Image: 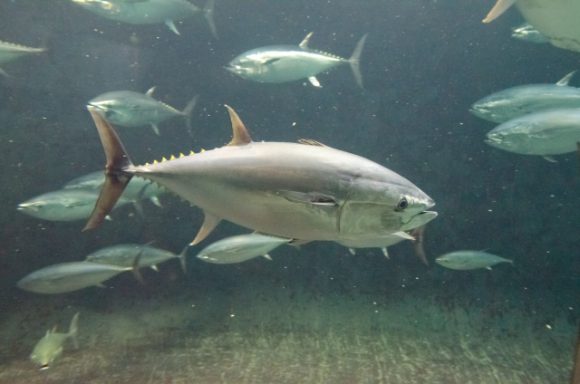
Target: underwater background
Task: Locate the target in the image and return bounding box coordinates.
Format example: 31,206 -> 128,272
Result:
0,0 -> 578,383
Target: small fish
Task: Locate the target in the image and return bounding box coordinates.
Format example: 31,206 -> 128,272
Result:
226,32 -> 367,88
435,250 -> 513,270
86,243 -> 188,272
17,261 -> 134,294
471,71 -> 580,123
0,39 -> 45,76
196,233 -> 291,264
30,313 -> 79,370
88,88 -> 198,135
71,0 -> 217,37
511,22 -> 549,44
485,108 -> 580,159
17,189 -> 130,222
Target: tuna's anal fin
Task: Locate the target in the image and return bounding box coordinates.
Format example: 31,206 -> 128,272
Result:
308,76 -> 322,88
203,0 -> 218,39
84,107 -> 134,231
556,71 -> 576,86
191,211 -> 221,245
224,105 -> 252,146
150,123 -> 160,135
482,0 -> 516,24
299,32 -> 313,49
348,248 -> 356,256
68,312 -> 80,349
543,156 -> 558,163
381,247 -> 389,259
165,20 -> 180,35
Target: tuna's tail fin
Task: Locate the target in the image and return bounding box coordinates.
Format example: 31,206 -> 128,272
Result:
182,95 -> 199,138
68,312 -> 80,349
83,107 -> 134,231
349,34 -> 367,89
204,0 -> 218,39
177,245 -> 190,274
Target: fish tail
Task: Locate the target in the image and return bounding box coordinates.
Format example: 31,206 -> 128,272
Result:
203,0 -> 218,39
178,245 -> 190,274
182,95 -> 199,138
83,107 -> 134,231
131,250 -> 145,285
349,34 -> 367,89
68,312 -> 80,349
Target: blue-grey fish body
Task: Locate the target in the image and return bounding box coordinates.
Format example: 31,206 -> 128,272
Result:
71,0 -> 217,37
0,40 -> 45,76
85,106 -> 435,247
86,243 -> 186,271
30,313 -> 79,370
511,22 -> 549,44
17,262 -> 130,294
88,89 -> 197,134
197,233 -> 290,264
486,108 -> 580,156
436,250 -> 512,270
17,189 -> 130,222
227,33 -> 367,88
471,71 -> 580,123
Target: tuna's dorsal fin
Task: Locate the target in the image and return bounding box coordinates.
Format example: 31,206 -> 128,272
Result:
190,211 -> 221,245
556,71 -> 576,86
224,105 -> 252,146
299,32 -> 313,49
145,86 -> 156,97
482,0 -> 516,24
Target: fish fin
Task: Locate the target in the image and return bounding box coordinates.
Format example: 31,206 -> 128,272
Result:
299,32 -> 313,49
150,196 -> 163,207
84,107 -> 134,231
150,265 -> 159,272
262,254 -> 272,261
191,211 -> 221,245
68,313 -> 80,349
165,20 -> 180,35
308,76 -> 322,88
105,215 -> 113,221
279,190 -> 338,207
224,105 -> 252,146
151,123 -> 160,135
411,226 -> 429,266
348,248 -> 356,256
349,34 -> 367,89
543,156 -> 558,163
145,86 -> 156,97
482,0 -> 516,24
298,138 -> 327,147
182,94 -> 199,137
262,58 -> 281,66
556,71 -> 576,86
486,266 -> 493,271
131,251 -> 145,285
133,200 -> 144,217
381,247 -> 390,259
0,67 -> 9,78
203,0 -> 218,39
392,231 -> 415,241
178,245 -> 190,273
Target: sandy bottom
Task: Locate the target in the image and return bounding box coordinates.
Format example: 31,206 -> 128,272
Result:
0,287 -> 575,384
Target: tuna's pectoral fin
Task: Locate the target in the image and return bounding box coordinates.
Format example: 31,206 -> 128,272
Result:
482,0 -> 516,24
225,105 -> 252,146
279,190 -> 338,207
165,20 -> 180,35
308,76 -> 322,88
190,211 -> 221,245
298,138 -> 327,147
262,58 -> 281,66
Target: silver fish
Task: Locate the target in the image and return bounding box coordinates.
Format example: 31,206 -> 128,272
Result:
84,106 -> 435,249
30,313 -> 79,370
226,32 -> 367,88
471,71 -> 580,123
86,243 -> 188,272
17,189 -> 130,222
196,233 -> 290,264
0,39 -> 45,76
71,0 -> 217,37
17,261 -> 132,294
485,108 -> 580,158
436,250 -> 513,270
88,88 -> 198,135
511,22 -> 549,44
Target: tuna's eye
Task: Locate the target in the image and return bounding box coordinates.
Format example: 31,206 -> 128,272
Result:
395,197 -> 408,211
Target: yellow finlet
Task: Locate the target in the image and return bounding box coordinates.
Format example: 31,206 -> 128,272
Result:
170,154 -> 176,160
224,105 -> 252,146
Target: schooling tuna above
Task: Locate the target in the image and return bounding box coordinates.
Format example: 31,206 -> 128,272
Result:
226,32 -> 368,88
70,0 -> 217,37
84,105 -> 434,247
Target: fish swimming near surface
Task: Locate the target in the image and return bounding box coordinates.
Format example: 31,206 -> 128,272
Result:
71,0 -> 217,37
196,233 -> 291,264
435,250 -> 513,270
0,39 -> 45,76
511,22 -> 549,44
30,312 -> 79,370
17,259 -> 139,294
471,71 -> 580,123
485,107 -> 580,161
17,189 -> 131,222
88,88 -> 198,135
86,243 -> 189,272
83,105 -> 435,249
226,32 -> 367,88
